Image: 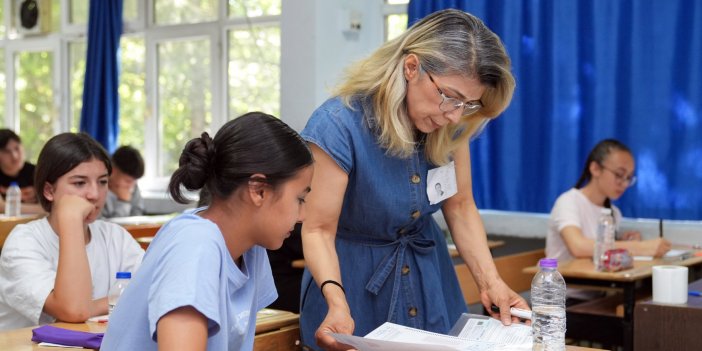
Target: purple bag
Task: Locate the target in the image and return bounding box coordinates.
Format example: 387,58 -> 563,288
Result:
31,325 -> 104,349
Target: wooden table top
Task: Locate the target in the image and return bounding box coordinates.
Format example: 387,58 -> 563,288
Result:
0,309 -> 298,350
523,251 -> 702,282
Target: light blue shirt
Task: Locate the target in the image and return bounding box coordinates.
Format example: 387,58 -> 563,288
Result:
102,209 -> 277,351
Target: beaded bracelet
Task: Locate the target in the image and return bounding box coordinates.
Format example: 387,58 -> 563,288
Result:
320,280 -> 346,298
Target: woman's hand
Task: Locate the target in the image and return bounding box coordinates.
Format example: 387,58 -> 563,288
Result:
480,278 -> 531,326
314,307 -> 356,351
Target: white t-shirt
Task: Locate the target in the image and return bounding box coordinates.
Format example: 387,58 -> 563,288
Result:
0,217 -> 144,331
101,209 -> 277,351
546,188 -> 622,264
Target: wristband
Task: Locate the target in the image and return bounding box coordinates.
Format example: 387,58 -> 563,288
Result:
320,280 -> 345,298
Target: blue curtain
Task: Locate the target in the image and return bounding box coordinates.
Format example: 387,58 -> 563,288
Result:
80,0 -> 123,154
408,0 -> 702,220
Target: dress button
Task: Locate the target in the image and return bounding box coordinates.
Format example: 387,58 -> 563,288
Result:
401,265 -> 410,275
411,210 -> 420,219
410,174 -> 421,184
408,307 -> 417,317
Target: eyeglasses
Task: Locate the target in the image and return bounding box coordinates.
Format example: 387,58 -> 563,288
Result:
599,164 -> 637,187
425,71 -> 482,116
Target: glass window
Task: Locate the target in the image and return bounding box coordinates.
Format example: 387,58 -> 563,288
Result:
69,41 -> 86,132
51,0 -> 60,32
70,0 -> 88,25
158,38 -> 212,176
385,14 -> 407,41
154,0 -> 217,25
386,0 -> 409,4
123,0 -> 139,22
0,50 -> 4,126
0,2 -> 6,38
229,0 -> 281,18
16,51 -> 55,163
118,36 -> 146,150
228,25 -> 280,118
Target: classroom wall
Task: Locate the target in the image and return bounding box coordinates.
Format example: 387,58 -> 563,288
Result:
280,0 -> 386,132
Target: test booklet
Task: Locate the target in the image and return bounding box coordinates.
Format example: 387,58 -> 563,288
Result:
331,313 -> 532,351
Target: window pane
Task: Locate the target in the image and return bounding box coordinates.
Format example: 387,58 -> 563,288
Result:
69,41 -> 86,132
70,0 -> 88,25
123,0 -> 139,22
154,0 -> 217,25
386,14 -> 407,41
0,2 -> 5,38
229,0 -> 281,18
118,36 -> 146,150
0,50 -> 4,126
386,0 -> 409,4
158,38 -> 211,176
228,25 -> 280,118
51,0 -> 60,32
16,51 -> 55,163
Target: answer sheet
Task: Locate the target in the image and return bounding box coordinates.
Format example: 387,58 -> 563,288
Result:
332,318 -> 532,351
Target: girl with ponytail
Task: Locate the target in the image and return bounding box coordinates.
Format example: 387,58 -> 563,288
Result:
103,112 -> 314,350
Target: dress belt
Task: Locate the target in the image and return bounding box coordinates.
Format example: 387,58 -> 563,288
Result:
337,223 -> 436,320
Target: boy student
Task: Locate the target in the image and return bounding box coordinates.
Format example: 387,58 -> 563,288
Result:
101,145 -> 145,218
0,129 -> 43,214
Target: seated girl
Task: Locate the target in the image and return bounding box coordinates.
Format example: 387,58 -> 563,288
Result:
0,133 -> 144,330
546,139 -> 670,300
102,112 -> 314,350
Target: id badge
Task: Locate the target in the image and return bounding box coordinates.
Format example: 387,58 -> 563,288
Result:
427,161 -> 457,205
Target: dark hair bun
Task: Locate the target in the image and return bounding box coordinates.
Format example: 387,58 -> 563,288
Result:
176,132 -> 215,191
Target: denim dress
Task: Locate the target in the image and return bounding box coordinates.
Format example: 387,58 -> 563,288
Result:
299,97 -> 467,348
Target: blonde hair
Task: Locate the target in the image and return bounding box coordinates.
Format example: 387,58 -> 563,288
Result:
334,9 -> 515,165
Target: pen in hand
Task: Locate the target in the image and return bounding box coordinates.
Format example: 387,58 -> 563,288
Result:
490,305 -> 532,320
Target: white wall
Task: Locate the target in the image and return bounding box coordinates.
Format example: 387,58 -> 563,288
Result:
281,0 -> 386,132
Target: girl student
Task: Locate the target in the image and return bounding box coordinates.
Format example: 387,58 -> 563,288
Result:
102,112 -> 314,350
546,139 -> 671,299
0,133 -> 144,330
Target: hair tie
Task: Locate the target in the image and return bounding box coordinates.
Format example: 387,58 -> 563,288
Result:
320,280 -> 346,298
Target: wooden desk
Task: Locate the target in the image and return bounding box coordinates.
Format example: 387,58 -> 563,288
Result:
108,214 -> 175,250
0,309 -> 300,351
634,278 -> 702,351
523,253 -> 702,351
290,240 -> 505,269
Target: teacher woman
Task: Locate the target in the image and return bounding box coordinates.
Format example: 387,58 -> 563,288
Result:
299,9 -> 529,350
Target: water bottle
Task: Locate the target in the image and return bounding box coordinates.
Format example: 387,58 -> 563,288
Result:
108,272 -> 131,315
594,208 -> 615,271
5,182 -> 21,217
531,258 -> 566,351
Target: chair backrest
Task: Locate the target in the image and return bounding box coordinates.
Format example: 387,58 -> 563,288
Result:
454,248 -> 546,305
0,215 -> 43,249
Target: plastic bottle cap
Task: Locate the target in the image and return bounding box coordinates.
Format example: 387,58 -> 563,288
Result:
9,182 -> 18,187
538,258 -> 558,268
115,272 -> 131,279
600,208 -> 612,215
